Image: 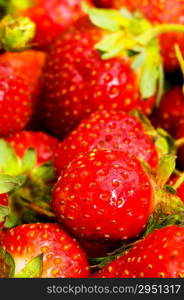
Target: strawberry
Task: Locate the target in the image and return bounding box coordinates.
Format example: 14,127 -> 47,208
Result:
93,0 -> 184,71
0,50 -> 46,108
52,149 -> 155,241
0,74 -> 32,136
0,194 -> 8,230
42,4 -> 184,137
0,131 -> 59,227
0,223 -> 90,278
54,110 -> 160,174
41,12 -> 159,137
151,87 -> 184,136
95,226 -> 184,278
7,0 -> 92,49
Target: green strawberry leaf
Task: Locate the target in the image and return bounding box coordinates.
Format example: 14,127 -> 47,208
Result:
156,155 -> 176,187
22,148 -> 37,173
0,174 -> 22,193
0,140 -> 20,175
95,31 -> 127,59
136,39 -> 163,100
0,205 -> 9,223
32,162 -> 56,182
17,254 -> 43,278
156,64 -> 165,107
82,4 -> 130,32
156,128 -> 176,155
0,247 -> 15,278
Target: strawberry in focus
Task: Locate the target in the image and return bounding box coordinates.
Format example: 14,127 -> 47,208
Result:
95,226 -> 184,278
54,110 -> 159,174
52,149 -> 155,241
0,223 -> 90,278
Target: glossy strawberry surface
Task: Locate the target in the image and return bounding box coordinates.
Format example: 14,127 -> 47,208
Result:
95,226 -> 184,278
54,110 -> 159,173
42,17 -> 155,137
52,149 -> 154,241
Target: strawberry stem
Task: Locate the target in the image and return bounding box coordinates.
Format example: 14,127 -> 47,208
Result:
137,24 -> 184,46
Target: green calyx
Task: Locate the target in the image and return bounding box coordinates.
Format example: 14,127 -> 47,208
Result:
84,4 -> 184,102
0,14 -> 36,51
0,139 -> 56,228
131,110 -> 176,158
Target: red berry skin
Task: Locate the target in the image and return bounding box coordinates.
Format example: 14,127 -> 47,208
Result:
151,87 -> 184,136
6,131 -> 59,166
95,226 -> 184,278
54,110 -> 159,174
94,0 -> 184,71
52,150 -> 155,241
0,75 -> 32,136
17,0 -> 92,49
0,194 -> 8,230
0,223 -> 90,278
42,17 -> 155,137
0,51 -> 46,108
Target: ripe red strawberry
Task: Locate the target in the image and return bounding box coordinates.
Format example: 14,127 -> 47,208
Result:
52,149 -> 155,241
42,13 -> 162,137
0,50 -> 46,108
0,131 -> 59,226
0,74 -> 32,136
0,194 -> 8,230
151,87 -> 184,136
54,110 -> 159,174
7,0 -> 92,49
94,0 -> 184,71
95,226 -> 184,278
0,223 -> 90,278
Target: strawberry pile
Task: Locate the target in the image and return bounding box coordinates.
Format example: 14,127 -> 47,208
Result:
1,0 -> 184,278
